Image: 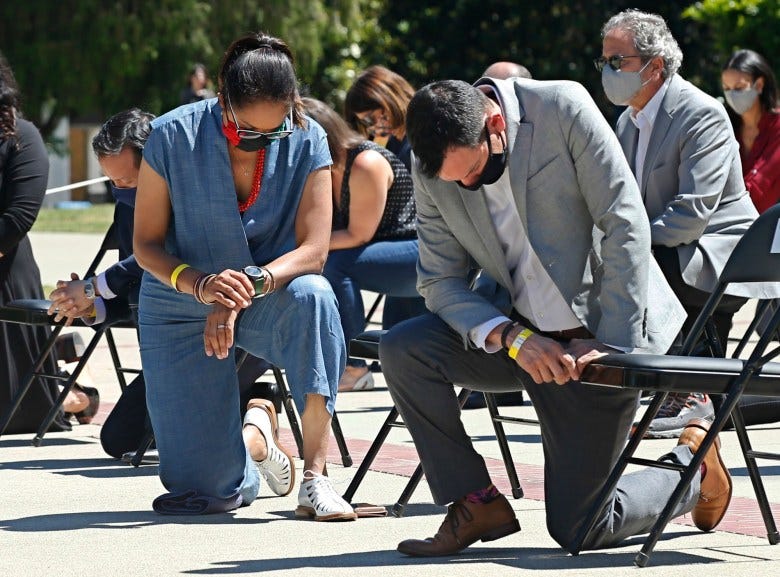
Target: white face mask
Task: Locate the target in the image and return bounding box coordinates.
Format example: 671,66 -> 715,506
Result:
723,84 -> 759,115
601,60 -> 652,106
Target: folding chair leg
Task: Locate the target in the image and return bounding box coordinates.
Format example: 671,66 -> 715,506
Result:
570,391 -> 671,555
392,463 -> 425,518
634,387 -> 745,567
0,324 -> 64,437
330,411 -> 353,467
131,432 -> 156,468
274,366 -> 304,457
390,387 -> 473,517
485,392 -> 524,499
731,405 -> 780,544
33,325 -> 108,446
343,405 -> 400,502
105,328 -> 129,390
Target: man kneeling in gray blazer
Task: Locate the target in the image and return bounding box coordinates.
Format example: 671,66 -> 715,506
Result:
379,77 -> 732,556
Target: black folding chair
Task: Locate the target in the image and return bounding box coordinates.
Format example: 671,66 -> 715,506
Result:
572,204 -> 780,567
0,222 -> 137,445
129,349 -> 353,469
343,329 -> 537,517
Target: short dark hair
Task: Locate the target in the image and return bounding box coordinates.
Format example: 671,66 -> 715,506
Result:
723,49 -> 778,112
406,80 -> 489,178
301,97 -> 363,167
218,32 -> 305,128
92,108 -> 155,166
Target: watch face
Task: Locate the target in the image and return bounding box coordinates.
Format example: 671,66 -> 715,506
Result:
84,281 -> 96,300
243,265 -> 263,278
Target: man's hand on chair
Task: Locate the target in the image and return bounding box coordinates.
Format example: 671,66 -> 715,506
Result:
565,338 -> 621,378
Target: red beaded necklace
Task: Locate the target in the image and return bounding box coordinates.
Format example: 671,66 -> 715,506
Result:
238,148 -> 266,213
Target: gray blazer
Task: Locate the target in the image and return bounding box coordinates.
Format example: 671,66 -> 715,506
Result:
412,77 -> 686,354
616,75 -> 773,298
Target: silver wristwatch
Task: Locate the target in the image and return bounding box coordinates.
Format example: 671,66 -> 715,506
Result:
83,278 -> 96,300
242,266 -> 267,298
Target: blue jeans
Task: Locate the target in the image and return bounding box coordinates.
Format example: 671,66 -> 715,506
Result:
324,239 -> 426,367
139,274 -> 345,507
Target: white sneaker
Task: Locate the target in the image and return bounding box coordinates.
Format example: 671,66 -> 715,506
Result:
244,398 -> 295,496
295,470 -> 357,521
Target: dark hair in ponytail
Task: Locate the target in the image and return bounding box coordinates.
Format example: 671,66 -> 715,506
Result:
0,51 -> 21,141
218,33 -> 305,128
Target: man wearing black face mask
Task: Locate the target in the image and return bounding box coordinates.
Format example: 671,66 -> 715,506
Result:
48,108 -> 273,460
376,78 -> 728,557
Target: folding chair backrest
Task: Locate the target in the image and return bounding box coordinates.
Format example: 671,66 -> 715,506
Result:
83,221 -> 119,279
682,204 -> 780,355
719,204 -> 780,285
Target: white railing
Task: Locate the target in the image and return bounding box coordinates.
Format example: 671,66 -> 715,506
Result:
45,176 -> 109,196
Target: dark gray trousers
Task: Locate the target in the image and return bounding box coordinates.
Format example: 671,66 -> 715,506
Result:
379,313 -> 700,552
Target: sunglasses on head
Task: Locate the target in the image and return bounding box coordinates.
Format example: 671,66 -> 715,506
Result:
593,54 -> 642,72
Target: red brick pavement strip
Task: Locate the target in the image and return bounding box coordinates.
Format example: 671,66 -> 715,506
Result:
92,402 -> 779,541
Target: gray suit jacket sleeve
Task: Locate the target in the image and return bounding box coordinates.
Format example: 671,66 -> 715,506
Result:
413,167 -> 505,340
646,93 -> 737,247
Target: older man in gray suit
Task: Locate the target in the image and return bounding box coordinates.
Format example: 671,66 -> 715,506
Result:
598,9 -> 769,437
379,77 -> 732,556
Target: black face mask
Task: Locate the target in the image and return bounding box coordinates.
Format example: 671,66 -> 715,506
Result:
457,123 -> 507,191
236,135 -> 273,152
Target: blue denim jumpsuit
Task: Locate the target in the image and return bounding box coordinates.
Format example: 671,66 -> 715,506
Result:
139,99 -> 345,507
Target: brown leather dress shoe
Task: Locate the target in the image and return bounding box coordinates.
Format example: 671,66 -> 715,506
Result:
677,418 -> 733,531
397,494 -> 520,557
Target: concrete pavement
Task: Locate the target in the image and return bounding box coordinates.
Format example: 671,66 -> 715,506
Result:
0,231 -> 777,576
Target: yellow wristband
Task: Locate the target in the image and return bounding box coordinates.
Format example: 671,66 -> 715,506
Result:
508,328 -> 534,360
170,263 -> 190,292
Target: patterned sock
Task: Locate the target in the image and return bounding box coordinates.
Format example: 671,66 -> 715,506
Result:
464,484 -> 500,504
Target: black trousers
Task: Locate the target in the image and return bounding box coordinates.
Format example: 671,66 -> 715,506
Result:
653,245 -> 746,353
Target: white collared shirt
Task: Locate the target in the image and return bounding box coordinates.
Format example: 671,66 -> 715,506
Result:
467,167 -> 582,352
629,79 -> 670,187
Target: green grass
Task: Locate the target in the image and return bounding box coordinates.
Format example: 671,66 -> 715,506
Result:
32,203 -> 114,233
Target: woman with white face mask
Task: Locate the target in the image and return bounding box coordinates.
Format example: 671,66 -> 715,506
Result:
721,49 -> 780,430
722,49 -> 780,214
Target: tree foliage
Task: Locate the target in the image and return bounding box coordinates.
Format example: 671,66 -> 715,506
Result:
683,0 -> 780,71
0,0 -> 773,143
0,0 -> 379,140
361,1 -> 716,121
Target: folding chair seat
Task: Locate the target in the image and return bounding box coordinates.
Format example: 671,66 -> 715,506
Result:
0,222 -> 137,446
129,349 -> 353,469
571,203 -> 780,567
343,328 -> 537,517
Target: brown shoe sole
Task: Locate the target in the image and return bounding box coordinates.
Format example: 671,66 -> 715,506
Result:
245,398 -> 296,496
294,505 -> 358,521
397,519 -> 521,557
682,419 -> 733,531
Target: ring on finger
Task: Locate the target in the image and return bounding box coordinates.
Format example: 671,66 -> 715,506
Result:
217,324 -> 227,329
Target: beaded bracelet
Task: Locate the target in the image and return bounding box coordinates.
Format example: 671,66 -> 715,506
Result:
500,321 -> 520,350
508,328 -> 534,360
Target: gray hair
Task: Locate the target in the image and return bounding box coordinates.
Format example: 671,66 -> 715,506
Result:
602,9 -> 682,78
